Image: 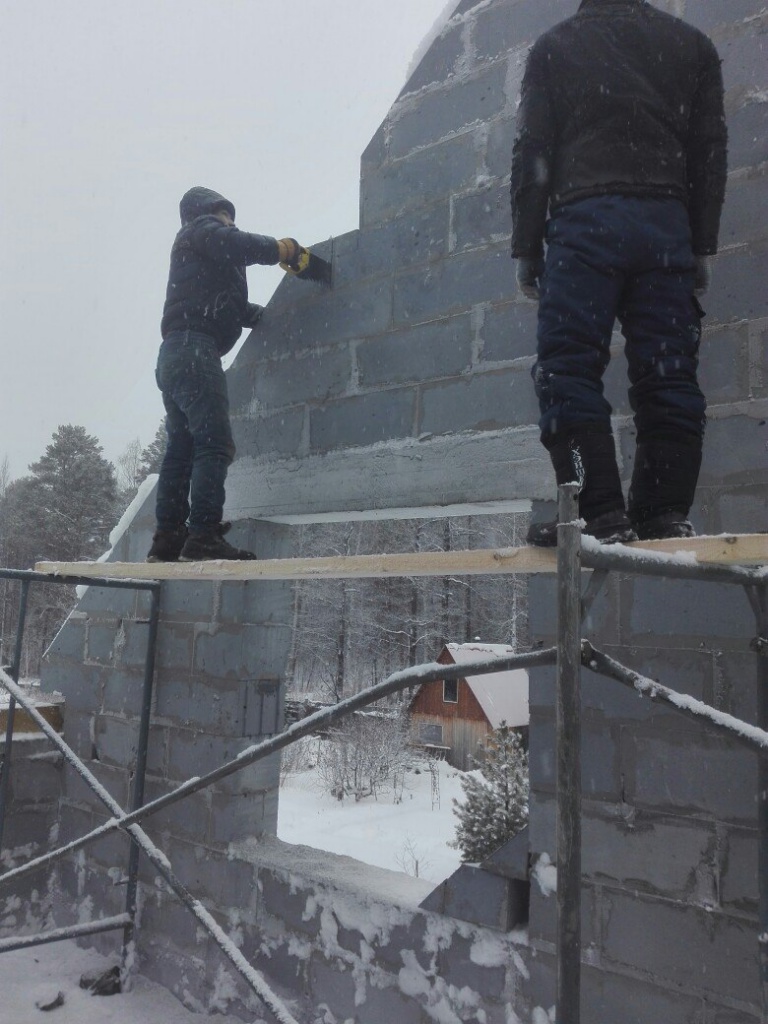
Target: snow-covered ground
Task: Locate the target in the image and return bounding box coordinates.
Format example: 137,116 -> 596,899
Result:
0,941 -> 229,1024
277,747 -> 465,885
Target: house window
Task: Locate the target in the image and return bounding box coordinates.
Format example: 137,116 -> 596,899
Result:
443,679 -> 458,704
419,723 -> 443,745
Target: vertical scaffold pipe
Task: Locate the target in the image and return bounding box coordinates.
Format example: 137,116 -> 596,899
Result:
122,585 -> 161,974
0,580 -> 30,858
556,484 -> 582,1024
755,584 -> 768,1024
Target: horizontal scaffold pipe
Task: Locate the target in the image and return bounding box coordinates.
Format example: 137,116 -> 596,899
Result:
0,669 -> 301,1024
0,648 -> 556,890
0,565 -> 160,592
583,642 -> 768,754
33,534 -> 768,584
0,915 -> 131,954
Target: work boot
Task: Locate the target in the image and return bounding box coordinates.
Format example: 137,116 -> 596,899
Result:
147,526 -> 188,562
628,440 -> 702,539
635,511 -> 695,541
527,509 -> 637,547
179,524 -> 256,561
527,431 -> 638,547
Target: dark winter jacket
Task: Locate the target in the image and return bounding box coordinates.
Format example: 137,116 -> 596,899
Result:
161,187 -> 280,355
510,0 -> 728,258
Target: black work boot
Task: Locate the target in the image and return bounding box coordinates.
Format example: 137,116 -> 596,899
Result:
628,440 -> 702,541
179,524 -> 256,561
527,432 -> 638,548
147,526 -> 188,562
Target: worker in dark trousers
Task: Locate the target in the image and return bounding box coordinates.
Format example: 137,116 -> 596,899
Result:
147,186 -> 307,562
511,0 -> 727,546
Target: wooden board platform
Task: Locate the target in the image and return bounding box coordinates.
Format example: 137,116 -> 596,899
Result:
33,534 -> 768,583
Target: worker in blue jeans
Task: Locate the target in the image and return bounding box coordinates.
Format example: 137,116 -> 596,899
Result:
511,0 -> 727,546
147,186 -> 307,562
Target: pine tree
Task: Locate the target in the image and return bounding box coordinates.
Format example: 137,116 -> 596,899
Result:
138,423 -> 167,482
452,724 -> 529,863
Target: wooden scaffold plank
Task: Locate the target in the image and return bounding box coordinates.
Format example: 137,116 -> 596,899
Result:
33,534 -> 768,583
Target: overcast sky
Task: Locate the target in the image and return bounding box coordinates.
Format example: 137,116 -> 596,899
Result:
0,0 -> 452,481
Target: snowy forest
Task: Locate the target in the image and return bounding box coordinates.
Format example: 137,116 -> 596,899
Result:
0,424 -> 165,674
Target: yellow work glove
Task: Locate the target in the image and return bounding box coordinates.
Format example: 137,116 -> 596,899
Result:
278,238 -> 310,274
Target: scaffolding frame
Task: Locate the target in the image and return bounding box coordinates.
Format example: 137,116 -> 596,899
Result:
0,500 -> 766,1023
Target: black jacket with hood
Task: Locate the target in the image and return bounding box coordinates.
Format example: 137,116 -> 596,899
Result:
161,187 -> 280,355
510,0 -> 727,259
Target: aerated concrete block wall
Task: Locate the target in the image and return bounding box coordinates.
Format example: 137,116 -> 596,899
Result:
26,0 -> 768,1020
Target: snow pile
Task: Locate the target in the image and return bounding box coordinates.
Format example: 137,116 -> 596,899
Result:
277,752 -> 464,884
0,940 -> 246,1024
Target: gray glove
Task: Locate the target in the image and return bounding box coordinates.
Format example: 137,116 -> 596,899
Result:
516,256 -> 545,301
244,303 -> 265,328
694,256 -> 711,297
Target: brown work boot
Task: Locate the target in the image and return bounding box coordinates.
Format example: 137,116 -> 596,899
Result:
179,525 -> 256,561
147,526 -> 188,562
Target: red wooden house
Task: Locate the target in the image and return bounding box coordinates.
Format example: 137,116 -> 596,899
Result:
409,643 -> 529,771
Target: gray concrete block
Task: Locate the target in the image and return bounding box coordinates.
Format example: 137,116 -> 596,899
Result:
160,580 -> 216,623
265,276 -> 395,356
473,0 -> 576,56
101,666 -> 147,718
420,366 -> 540,436
580,963 -> 707,1024
420,863 -> 526,931
44,616 -> 87,662
209,789 -> 276,844
685,0 -> 760,31
394,243 -> 514,327
153,624 -> 193,674
152,676 -> 195,724
8,755 -> 62,804
77,585 -> 138,620
251,345 -> 352,409
452,182 -> 512,251
361,132 -> 480,226
583,811 -> 715,899
529,711 -> 620,800
712,484 -> 768,536
621,577 -> 751,643
372,913 -> 431,972
389,64 -> 508,160
231,408 -> 305,460
716,650 -> 758,724
628,728 -> 757,822
218,579 -> 294,629
238,623 -> 291,682
720,173 -> 768,249
698,322 -> 750,405
141,778 -> 211,844
335,203 -> 451,287
700,413 -> 768,489
716,22 -> 768,96
400,19 -> 466,96
720,827 -> 757,909
164,838 -> 258,911
61,708 -> 95,761
727,95 -> 768,171
42,660 -> 102,714
602,892 -> 759,1006
85,622 -> 120,665
63,757 -> 130,809
308,958 -> 358,1023
357,978 -> 425,1024
356,314 -> 473,388
309,388 -> 416,452
708,246 -> 768,324
484,115 -> 517,182
93,715 -> 138,770
193,626 -> 244,680
480,301 -> 537,363
258,869 -> 321,937
528,880 -> 598,949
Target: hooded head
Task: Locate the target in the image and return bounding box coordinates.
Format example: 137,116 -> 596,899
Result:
179,186 -> 236,225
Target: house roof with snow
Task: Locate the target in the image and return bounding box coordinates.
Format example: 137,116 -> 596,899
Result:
439,642 -> 529,728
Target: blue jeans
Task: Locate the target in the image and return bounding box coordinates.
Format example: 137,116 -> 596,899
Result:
154,331 -> 235,533
533,196 -> 706,447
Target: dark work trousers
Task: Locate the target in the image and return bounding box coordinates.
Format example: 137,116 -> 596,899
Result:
533,196 -> 706,448
154,331 -> 236,534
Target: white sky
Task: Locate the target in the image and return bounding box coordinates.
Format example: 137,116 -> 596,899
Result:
0,0 -> 453,481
